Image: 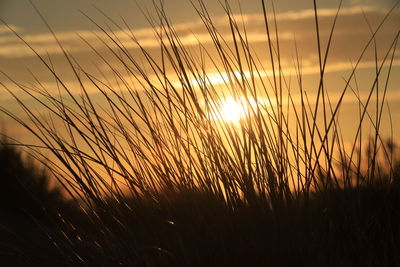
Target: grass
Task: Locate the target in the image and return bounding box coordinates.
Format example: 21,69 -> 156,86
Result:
0,0 -> 399,265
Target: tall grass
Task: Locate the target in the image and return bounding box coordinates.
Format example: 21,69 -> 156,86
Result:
1,0 -> 399,265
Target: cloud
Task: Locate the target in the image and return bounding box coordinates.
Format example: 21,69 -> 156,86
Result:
0,5 -> 398,57
0,24 -> 20,34
0,3 -> 398,102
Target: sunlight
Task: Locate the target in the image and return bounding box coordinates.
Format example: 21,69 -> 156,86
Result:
210,96 -> 263,123
220,97 -> 246,123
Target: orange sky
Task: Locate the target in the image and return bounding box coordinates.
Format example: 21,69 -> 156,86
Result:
0,0 -> 399,144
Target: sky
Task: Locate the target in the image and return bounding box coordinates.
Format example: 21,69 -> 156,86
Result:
0,0 -> 399,143
0,0 -> 398,33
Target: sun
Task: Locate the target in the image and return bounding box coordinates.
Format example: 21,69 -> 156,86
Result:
205,96 -> 264,123
220,97 -> 247,123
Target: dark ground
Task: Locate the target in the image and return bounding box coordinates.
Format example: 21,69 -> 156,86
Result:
1,143 -> 399,266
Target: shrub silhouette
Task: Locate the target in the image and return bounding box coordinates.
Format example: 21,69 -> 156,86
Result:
0,138 -> 80,265
0,139 -> 68,226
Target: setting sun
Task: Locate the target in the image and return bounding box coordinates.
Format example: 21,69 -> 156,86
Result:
211,96 -> 263,123
220,97 -> 246,123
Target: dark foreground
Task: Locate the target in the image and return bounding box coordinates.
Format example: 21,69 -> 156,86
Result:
1,144 -> 399,266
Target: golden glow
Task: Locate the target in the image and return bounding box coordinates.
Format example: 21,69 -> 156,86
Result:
209,96 -> 263,123
219,97 -> 246,123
